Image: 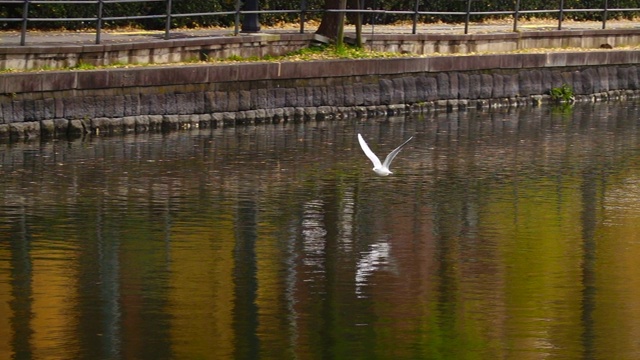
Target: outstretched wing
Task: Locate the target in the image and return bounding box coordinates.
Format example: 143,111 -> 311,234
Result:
382,136 -> 414,169
358,134 -> 382,169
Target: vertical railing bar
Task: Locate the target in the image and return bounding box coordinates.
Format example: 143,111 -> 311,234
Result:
464,0 -> 471,34
96,0 -> 103,44
21,0 -> 29,46
513,0 -> 520,32
412,0 -> 419,34
558,0 -> 564,30
602,0 -> 608,29
164,0 -> 172,40
370,0 -> 377,51
234,0 -> 241,35
299,0 -> 307,33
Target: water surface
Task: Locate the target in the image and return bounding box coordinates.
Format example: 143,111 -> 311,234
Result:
2,101 -> 640,359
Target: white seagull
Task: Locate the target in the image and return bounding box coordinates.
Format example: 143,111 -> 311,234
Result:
357,133 -> 414,176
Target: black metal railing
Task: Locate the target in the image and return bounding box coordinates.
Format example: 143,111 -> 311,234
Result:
1,0 -> 639,46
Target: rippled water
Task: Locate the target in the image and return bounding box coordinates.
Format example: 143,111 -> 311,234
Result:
2,101 -> 640,359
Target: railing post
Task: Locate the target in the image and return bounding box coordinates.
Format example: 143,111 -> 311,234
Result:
96,0 -> 104,44
558,0 -> 564,30
369,0 -> 377,51
513,0 -> 520,32
299,0 -> 307,33
165,0 -> 172,40
464,0 -> 471,34
412,0 -> 419,34
602,0 -> 608,29
242,0 -> 261,32
234,0 -> 241,35
20,0 -> 29,46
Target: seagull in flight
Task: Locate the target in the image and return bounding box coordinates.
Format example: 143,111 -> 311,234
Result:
357,133 -> 414,176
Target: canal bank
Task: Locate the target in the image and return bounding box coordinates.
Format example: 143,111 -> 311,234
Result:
2,25 -> 640,141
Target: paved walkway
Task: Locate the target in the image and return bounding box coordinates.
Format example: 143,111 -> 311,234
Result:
1,20 -> 639,47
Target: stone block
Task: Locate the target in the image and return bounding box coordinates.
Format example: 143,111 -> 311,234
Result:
379,79 -> 393,105
121,93 -> 140,116
68,119 -> 88,136
572,70 -> 585,95
342,85 -> 355,107
402,77 -> 418,104
480,74 -> 494,99
551,71 -> 565,90
518,71 -> 533,96
500,54 -> 524,69
560,71 -> 574,89
449,72 -> 462,99
564,53 -> 588,67
312,87 -> 324,107
520,53 -> 547,68
580,68 -> 596,95
192,92 -> 205,114
23,99 -> 36,122
53,119 -> 69,135
333,86 -> 344,107
503,74 -> 519,98
468,74 -> 481,100
176,93 -> 195,115
391,78 -> 405,105
123,116 -> 136,133
273,87 -> 287,108
608,67 -> 619,90
529,70 -> 543,95
135,115 -> 150,132
363,83 -> 379,106
419,76 -> 438,102
0,124 -> 9,139
43,98 -> 55,120
254,89 -> 268,110
204,92 -> 216,113
284,88 -> 297,108
585,51 -> 609,66
295,87 -> 307,107
140,93 -> 162,115
540,70 -> 553,94
617,67 -> 629,90
236,63 -> 272,81
40,119 -> 55,138
41,72 -> 76,91
148,115 -> 164,130
209,64 -> 239,82
492,74 -> 504,98
3,73 -> 42,93
353,83 -> 364,106
112,95 -> 126,117
436,73 -> 450,100
9,121 -> 40,139
627,67 -> 639,90
77,71 -> 109,89
239,90 -> 253,110
545,53 -> 566,68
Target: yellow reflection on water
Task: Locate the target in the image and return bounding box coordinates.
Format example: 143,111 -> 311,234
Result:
168,215 -> 236,359
31,236 -> 80,360
594,169 -> 640,358
485,176 -> 584,357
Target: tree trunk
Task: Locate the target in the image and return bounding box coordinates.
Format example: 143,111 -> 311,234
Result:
316,0 -> 346,41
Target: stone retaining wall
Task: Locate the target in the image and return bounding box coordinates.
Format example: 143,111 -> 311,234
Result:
2,50 -> 640,141
3,29 -> 640,71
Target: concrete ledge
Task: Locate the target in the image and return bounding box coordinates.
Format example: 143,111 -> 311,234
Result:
4,50 -> 640,94
3,29 -> 640,71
